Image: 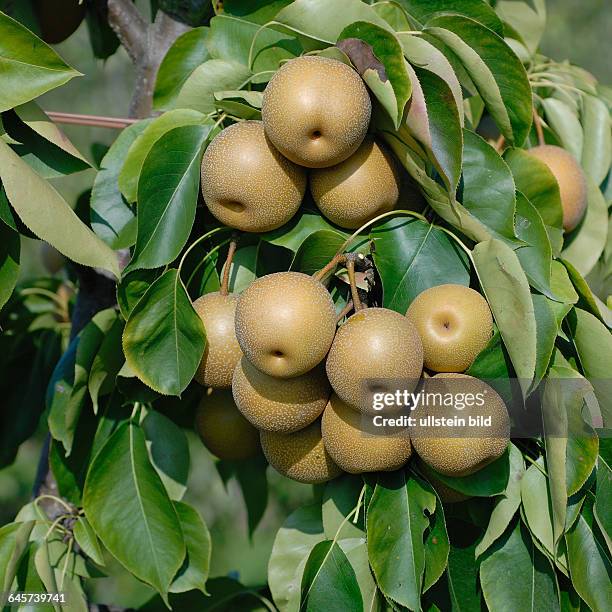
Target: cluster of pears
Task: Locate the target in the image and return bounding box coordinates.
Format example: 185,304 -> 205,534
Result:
193,250 -> 511,501
200,55 -> 404,232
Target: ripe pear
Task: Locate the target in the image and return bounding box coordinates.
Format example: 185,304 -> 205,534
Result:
200,121 -> 306,232
233,357 -> 331,432
527,145 -> 587,232
262,56 -> 371,168
411,373 -> 510,477
196,389 -> 260,461
406,284 -> 493,373
321,394 -> 412,473
326,307 -> 423,414
260,420 -> 343,484
310,137 -> 401,229
192,292 -> 242,388
235,272 -> 337,378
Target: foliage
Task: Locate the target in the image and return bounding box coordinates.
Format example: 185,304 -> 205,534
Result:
0,1 -> 610,610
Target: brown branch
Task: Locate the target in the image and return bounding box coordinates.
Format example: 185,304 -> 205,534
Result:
46,111 -> 137,129
533,106 -> 545,146
313,253 -> 347,283
346,255 -> 363,311
220,236 -> 238,296
336,300 -> 354,323
107,0 -> 147,63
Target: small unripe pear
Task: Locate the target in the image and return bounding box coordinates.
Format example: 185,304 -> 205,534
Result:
201,121 -> 306,232
262,56 -> 371,168
235,272 -> 337,378
192,292 -> 242,388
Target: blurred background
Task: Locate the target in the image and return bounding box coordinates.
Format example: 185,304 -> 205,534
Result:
1,0 -> 610,606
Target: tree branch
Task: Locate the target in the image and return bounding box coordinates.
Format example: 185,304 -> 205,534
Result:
107,0 -> 147,63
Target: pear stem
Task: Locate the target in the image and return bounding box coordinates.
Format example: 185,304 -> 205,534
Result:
220,235 -> 239,296
346,254 -> 364,311
336,300 -> 354,323
532,106 -> 545,146
313,253 -> 347,282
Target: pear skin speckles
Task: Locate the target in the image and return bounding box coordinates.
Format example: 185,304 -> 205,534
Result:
235,272 -> 337,378
406,284 -> 493,373
326,308 -> 423,414
260,420 -> 343,484
310,137 -> 401,229
201,121 -> 306,232
193,292 -> 242,388
262,56 -> 371,168
321,394 -> 412,473
233,357 -> 331,432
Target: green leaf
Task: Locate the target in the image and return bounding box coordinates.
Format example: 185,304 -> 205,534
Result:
581,94 -> 611,186
565,497 -> 612,612
274,0 -> 391,45
595,455 -> 611,551
170,501 -> 211,594
154,27 -> 211,110
117,268 -> 161,320
269,504 -> 325,612
176,59 -> 252,115
473,239 -> 536,395
123,269 -> 206,396
521,457 -> 555,555
396,0 -> 504,34
562,179 -> 608,277
480,521 -> 560,612
428,447 -> 511,497
504,147 -> 564,255
421,479 -> 450,592
291,230 -> 345,276
300,540 -> 363,612
83,422 -> 185,599
0,220 -> 19,311
126,125 -> 209,272
91,120 -> 151,249
367,470 -> 435,610
322,475 -> 364,540
261,208 -> 348,253
541,98 -> 583,162
425,15 -> 532,146
371,216 -> 469,313
214,90 -> 263,120
337,21 -> 411,128
495,0 -> 546,55
562,259 -> 612,328
0,521 -> 35,592
142,409 -> 190,501
207,13 -> 301,77
565,308 -> 612,426
476,443 -> 524,557
119,109 -> 206,204
0,11 -> 80,112
401,31 -> 464,115
462,129 -> 516,239
73,517 -> 104,567
514,192 -> 553,297
0,139 -> 120,278
404,64 -> 463,192
531,294 -> 559,393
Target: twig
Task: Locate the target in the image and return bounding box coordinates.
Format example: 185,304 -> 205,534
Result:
532,106 -> 545,146
313,253 -> 346,282
346,255 -> 363,311
336,300 -> 354,323
220,236 -> 239,296
107,0 -> 147,63
46,112 -> 138,129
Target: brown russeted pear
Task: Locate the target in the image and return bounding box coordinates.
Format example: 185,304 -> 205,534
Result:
235,272 -> 337,378
200,121 -> 306,232
262,56 -> 371,168
406,284 -> 493,373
